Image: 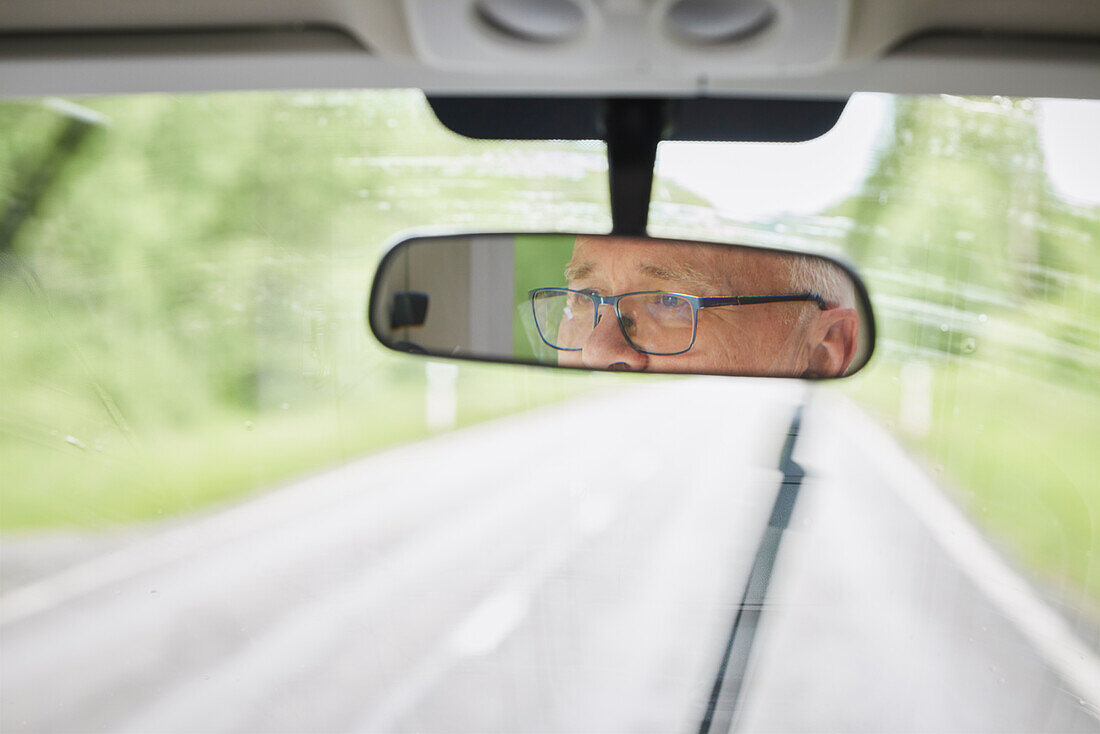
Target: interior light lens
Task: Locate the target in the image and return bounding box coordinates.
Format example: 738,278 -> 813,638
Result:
476,0 -> 588,44
665,0 -> 774,44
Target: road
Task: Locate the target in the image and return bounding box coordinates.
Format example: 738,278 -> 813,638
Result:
1,379 -> 1097,733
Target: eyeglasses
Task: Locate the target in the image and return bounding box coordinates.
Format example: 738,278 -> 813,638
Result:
529,288 -> 827,356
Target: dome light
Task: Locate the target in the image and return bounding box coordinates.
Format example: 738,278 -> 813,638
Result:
665,0 -> 774,45
476,0 -> 588,44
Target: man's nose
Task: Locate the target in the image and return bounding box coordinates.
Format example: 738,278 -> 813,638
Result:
581,305 -> 648,371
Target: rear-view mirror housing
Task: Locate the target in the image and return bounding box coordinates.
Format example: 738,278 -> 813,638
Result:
369,233 -> 875,379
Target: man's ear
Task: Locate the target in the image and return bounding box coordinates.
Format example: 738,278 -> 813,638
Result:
804,307 -> 859,378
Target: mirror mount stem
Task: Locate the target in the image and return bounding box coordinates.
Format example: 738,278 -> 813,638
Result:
602,98 -> 670,237
425,95 -> 849,237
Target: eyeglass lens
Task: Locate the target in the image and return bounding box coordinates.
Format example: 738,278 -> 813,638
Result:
532,290 -> 695,354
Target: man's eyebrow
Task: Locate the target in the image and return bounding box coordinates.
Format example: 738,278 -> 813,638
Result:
564,261 -> 594,280
640,262 -> 718,290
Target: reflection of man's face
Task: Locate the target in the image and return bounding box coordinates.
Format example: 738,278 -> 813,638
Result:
556,236 -> 858,377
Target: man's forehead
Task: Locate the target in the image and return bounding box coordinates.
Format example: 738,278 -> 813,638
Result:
571,237 -> 705,268
568,236 -> 786,289
565,257 -> 706,283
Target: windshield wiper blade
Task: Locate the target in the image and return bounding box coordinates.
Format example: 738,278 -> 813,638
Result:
699,403 -> 806,734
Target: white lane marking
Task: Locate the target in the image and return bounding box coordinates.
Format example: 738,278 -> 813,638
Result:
112,473 -> 569,734
813,388 -> 1100,715
355,544 -> 569,732
448,586 -> 531,658
356,490 -> 620,733
446,493 -> 621,659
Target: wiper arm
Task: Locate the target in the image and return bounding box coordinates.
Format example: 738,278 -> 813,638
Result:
698,403 -> 806,734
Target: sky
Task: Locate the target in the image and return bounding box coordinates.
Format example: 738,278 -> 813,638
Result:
1036,98 -> 1100,207
655,93 -> 1100,221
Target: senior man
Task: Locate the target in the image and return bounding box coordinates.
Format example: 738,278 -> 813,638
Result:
529,235 -> 860,377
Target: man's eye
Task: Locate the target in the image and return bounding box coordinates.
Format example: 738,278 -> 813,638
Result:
566,292 -> 596,316
657,293 -> 685,309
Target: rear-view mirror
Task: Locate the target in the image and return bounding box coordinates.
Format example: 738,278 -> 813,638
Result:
369,233 -> 874,379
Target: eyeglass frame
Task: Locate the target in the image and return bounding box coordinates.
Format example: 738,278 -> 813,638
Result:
529,287 -> 828,356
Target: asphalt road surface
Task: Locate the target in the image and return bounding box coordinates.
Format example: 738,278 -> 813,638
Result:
1,380 -> 1098,733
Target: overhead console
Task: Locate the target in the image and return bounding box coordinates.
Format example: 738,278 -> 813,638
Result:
1,0 -> 1099,97
403,0 -> 851,79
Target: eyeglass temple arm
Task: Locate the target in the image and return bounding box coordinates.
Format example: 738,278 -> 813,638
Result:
700,294 -> 828,310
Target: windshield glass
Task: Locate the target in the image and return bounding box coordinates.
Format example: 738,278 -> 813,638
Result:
1,91 -> 1097,732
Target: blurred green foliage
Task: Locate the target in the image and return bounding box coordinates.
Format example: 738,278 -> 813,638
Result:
512,234 -> 576,361
831,96 -> 1100,609
0,91 -> 1097,617
0,91 -> 608,528
835,96 -> 1099,392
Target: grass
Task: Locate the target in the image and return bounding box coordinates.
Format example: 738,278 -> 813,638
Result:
844,360 -> 1100,612
0,359 -> 594,530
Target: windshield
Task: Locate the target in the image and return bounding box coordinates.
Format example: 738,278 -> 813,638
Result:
1,91 -> 1097,732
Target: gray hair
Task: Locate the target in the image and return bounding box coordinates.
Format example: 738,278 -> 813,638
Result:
788,255 -> 856,309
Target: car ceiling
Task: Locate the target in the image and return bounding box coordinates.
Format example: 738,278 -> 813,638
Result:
1,0 -> 1099,99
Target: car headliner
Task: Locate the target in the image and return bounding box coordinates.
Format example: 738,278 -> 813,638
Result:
1,0 -> 1099,99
